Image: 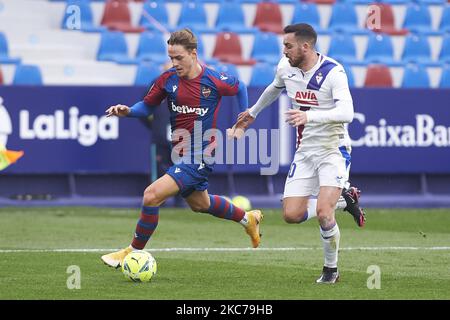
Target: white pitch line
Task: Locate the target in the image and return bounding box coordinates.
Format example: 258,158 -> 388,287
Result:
0,247 -> 450,253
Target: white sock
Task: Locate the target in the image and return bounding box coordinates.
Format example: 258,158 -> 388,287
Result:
305,197 -> 347,222
239,213 -> 249,227
319,223 -> 340,268
301,199 -> 318,221
336,196 -> 347,210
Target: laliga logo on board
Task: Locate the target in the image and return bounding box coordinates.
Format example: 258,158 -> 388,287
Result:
0,97 -> 12,147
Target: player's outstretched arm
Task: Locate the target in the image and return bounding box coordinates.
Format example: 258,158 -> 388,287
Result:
106,101 -> 156,118
227,110 -> 255,139
105,104 -> 130,117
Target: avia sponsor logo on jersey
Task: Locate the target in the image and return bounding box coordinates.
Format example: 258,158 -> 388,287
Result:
295,91 -> 318,106
19,107 -> 118,147
0,97 -> 12,147
170,101 -> 208,117
352,113 -> 450,147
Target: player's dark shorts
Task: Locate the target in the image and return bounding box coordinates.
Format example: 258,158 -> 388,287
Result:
166,163 -> 213,198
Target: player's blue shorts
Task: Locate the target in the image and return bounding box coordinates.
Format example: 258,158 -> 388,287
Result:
166,163 -> 213,198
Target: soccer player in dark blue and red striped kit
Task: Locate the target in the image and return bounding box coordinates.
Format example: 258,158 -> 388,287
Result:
102,29 -> 263,269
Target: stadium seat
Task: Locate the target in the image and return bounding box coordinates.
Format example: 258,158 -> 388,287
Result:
139,0 -> 170,32
364,64 -> 393,87
251,32 -> 281,65
304,0 -> 336,4
291,3 -> 327,34
439,35 -> 450,62
326,33 -> 359,65
364,33 -> 398,66
100,0 -> 145,33
328,3 -> 364,34
61,0 -> 106,32
97,31 -> 139,64
135,32 -> 168,64
253,1 -> 284,34
212,32 -> 256,65
343,65 -> 355,87
401,64 -> 430,88
402,34 -> 433,64
249,63 -> 276,87
440,5 -> 450,32
177,0 -> 216,33
12,65 -> 43,85
134,62 -> 160,86
215,0 -> 258,33
210,63 -> 240,79
0,32 -> 21,64
365,3 -> 409,35
439,64 -> 450,88
403,4 -> 437,35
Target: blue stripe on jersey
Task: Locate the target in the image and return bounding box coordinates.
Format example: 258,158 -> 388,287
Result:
339,146 -> 351,169
307,60 -> 337,91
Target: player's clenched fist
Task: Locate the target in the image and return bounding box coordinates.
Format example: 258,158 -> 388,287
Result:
105,104 -> 130,117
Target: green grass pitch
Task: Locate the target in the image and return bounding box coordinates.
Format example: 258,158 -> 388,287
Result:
0,207 -> 449,300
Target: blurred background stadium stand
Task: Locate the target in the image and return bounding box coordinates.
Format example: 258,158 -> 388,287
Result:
0,0 -> 450,208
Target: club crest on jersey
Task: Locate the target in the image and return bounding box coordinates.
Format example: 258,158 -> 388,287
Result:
201,86 -> 211,98
316,72 -> 323,84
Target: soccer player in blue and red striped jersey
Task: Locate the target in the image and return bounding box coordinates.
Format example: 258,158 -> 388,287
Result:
101,29 -> 263,269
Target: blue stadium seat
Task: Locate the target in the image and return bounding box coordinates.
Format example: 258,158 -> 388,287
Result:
135,32 -> 168,64
439,5 -> 450,32
328,3 -> 367,35
0,32 -> 21,64
139,0 -> 170,32
249,63 -> 276,87
134,62 -> 161,86
12,65 -> 43,85
177,0 -> 216,33
378,0 -> 410,4
439,64 -> 450,88
401,64 -> 430,88
209,63 -> 240,79
439,35 -> 450,63
61,0 -> 106,32
291,3 -> 328,34
343,65 -> 355,88
215,0 -> 258,33
402,34 -> 433,64
403,4 -> 440,35
327,33 -> 359,65
251,32 -> 281,65
364,33 -> 399,66
97,31 -> 139,64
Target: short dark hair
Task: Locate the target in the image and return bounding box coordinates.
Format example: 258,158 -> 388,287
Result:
167,28 -> 197,51
283,23 -> 317,46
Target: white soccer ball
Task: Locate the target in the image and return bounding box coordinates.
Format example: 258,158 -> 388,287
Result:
121,250 -> 157,282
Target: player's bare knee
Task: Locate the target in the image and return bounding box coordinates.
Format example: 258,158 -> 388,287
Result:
143,188 -> 160,206
283,208 -> 306,224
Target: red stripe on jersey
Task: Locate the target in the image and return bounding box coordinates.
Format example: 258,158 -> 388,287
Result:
144,71 -> 174,106
296,100 -> 319,106
208,75 -> 239,96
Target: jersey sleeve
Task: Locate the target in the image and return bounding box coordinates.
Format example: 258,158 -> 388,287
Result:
209,73 -> 240,96
273,58 -> 287,89
143,72 -> 170,106
330,66 -> 353,102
